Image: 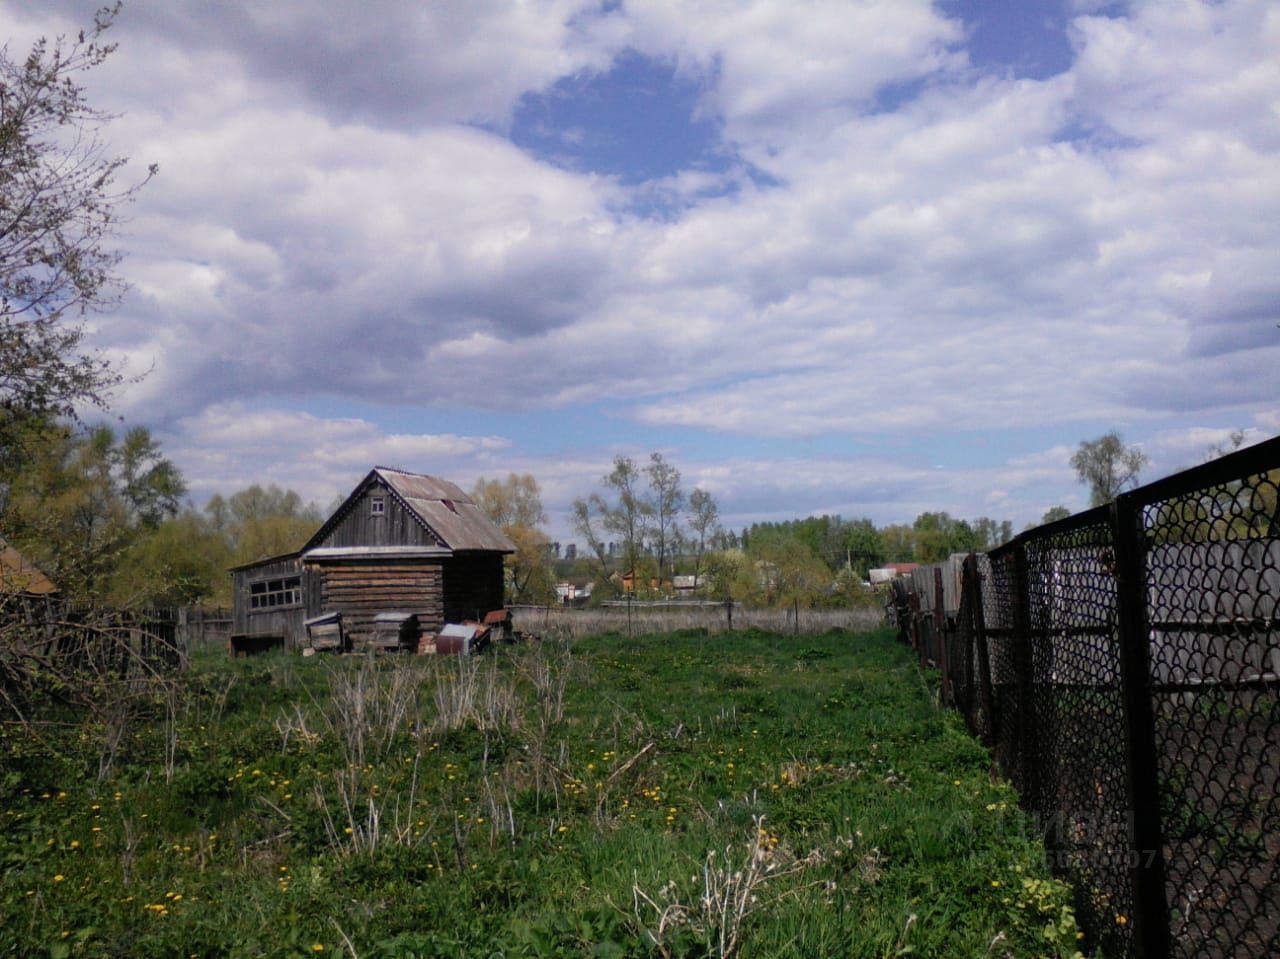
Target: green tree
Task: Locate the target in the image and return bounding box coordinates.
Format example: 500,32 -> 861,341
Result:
1,421 -> 185,602
1041,505 -> 1072,525
912,511 -> 978,563
224,484 -> 321,566
1071,432 -> 1147,506
569,493 -> 611,581
0,5 -> 155,462
472,473 -> 554,604
971,516 -> 1013,550
878,523 -> 917,563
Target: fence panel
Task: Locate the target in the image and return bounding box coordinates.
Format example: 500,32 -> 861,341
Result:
1132,461 -> 1280,959
895,435 -> 1280,959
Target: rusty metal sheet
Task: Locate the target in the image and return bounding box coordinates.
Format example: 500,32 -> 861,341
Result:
377,468 -> 515,553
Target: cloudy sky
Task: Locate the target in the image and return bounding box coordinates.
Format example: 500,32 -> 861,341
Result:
5,0 -> 1279,542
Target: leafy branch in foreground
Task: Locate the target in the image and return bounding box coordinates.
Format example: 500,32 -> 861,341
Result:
0,2 -> 155,446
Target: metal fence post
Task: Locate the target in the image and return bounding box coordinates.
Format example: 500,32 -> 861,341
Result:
1010,543 -> 1040,814
1110,494 -> 1171,959
968,556 -> 998,747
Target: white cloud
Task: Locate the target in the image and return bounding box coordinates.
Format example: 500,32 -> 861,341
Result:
4,0 -> 1279,535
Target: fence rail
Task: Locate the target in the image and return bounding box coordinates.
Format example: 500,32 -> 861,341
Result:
891,436 -> 1280,959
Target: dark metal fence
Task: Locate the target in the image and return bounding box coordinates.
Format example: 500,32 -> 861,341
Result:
892,437 -> 1280,959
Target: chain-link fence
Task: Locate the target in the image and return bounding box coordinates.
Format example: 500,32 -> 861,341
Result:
893,437 -> 1280,958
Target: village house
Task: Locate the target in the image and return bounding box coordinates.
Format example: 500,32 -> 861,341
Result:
230,467 -> 514,651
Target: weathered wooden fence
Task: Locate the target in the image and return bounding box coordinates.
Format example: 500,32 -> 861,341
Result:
891,437 -> 1280,959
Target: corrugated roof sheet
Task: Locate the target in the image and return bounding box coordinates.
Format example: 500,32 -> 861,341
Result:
375,468 -> 516,553
0,534 -> 57,595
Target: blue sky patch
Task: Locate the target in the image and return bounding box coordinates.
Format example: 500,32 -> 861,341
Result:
510,49 -> 729,185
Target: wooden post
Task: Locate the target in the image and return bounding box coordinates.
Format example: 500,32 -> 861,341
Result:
934,566 -> 948,700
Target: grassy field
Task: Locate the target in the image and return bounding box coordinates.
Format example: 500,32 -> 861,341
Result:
1,628 -> 1087,958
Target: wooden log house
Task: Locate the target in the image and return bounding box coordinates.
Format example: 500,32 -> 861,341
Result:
230,467 -> 514,650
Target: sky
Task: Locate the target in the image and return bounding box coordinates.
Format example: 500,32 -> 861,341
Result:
3,0 -> 1279,544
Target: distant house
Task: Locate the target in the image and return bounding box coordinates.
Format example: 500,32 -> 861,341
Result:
554,580 -> 592,606
672,575 -> 699,596
231,467 -> 515,650
0,533 -> 56,597
868,563 -> 920,586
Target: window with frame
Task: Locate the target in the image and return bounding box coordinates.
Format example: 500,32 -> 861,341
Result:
371,496 -> 386,516
249,576 -> 302,610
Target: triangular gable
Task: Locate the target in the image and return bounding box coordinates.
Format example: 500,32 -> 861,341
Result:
303,467 -> 515,554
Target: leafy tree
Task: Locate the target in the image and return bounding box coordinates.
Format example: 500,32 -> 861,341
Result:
1071,432 -> 1147,506
644,452 -> 683,584
912,511 -> 978,563
472,473 -> 554,604
971,516 -> 1013,550
0,4 -> 155,460
748,536 -> 831,608
877,523 -> 916,563
1,421 -> 185,602
223,484 -> 321,566
1041,505 -> 1072,525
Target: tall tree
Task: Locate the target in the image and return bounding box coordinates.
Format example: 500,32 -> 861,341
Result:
0,4 -> 155,459
1071,432 -> 1147,506
569,493 -> 610,580
472,473 -> 554,604
686,487 -> 720,590
601,455 -> 651,576
644,452 -> 683,584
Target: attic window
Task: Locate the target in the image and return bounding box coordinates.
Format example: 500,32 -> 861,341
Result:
371,497 -> 385,516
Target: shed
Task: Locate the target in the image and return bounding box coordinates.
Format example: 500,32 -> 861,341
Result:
231,467 -> 515,650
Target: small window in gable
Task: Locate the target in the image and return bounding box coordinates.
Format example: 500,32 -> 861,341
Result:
371,496 -> 385,516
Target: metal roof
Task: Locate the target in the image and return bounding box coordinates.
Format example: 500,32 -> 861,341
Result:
375,468 -> 515,553
303,546 -> 452,561
0,533 -> 57,595
302,467 -> 515,554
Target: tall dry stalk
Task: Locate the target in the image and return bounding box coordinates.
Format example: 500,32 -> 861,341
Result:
316,653 -> 421,768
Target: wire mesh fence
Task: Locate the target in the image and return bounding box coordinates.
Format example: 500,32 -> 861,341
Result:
892,437 -> 1280,959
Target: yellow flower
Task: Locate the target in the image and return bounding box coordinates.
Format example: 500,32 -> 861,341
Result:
53,874 -> 66,883
312,946 -> 325,953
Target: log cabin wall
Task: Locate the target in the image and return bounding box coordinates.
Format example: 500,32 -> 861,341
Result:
442,552 -> 505,622
315,559 -> 445,646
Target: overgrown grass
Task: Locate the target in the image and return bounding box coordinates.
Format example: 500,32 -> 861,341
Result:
0,629 -> 1088,958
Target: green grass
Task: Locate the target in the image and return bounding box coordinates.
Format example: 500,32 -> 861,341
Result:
1,628 -> 1088,958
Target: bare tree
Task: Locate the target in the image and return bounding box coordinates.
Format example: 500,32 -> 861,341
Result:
644,453 -> 683,584
602,455 -> 651,578
1070,432 -> 1148,506
687,487 -> 720,590
569,493 -> 610,580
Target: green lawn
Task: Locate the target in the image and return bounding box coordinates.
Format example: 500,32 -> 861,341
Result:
1,628 -> 1087,957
